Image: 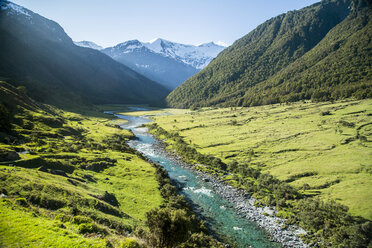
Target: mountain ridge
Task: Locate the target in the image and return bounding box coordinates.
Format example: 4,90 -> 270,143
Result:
74,40 -> 103,50
0,1 -> 169,108
166,0 -> 371,108
102,38 -> 225,89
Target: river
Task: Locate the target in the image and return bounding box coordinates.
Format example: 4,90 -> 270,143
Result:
113,112 -> 282,248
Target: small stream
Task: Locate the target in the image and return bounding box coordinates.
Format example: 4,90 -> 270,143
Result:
112,111 -> 281,248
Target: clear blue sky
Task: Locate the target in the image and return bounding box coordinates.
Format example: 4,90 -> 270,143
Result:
12,0 -> 319,47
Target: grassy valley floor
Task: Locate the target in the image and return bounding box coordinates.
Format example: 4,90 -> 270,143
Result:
120,99 -> 372,246
0,82 -> 163,247
143,99 -> 372,221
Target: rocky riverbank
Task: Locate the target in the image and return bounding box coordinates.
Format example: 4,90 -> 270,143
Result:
150,135 -> 308,248
194,171 -> 307,247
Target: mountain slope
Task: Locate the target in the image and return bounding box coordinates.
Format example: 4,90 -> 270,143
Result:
167,0 -> 372,108
0,1 -> 169,108
102,39 -> 225,90
102,40 -> 199,90
74,40 -> 103,50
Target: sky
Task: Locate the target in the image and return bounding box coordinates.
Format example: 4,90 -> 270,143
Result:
11,0 -> 319,47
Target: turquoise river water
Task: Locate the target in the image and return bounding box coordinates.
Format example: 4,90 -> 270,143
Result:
115,113 -> 281,248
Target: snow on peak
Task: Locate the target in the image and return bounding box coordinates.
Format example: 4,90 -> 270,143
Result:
115,40 -> 144,53
198,42 -> 217,47
117,39 -> 142,47
1,1 -> 31,18
106,38 -> 226,69
143,38 -> 226,69
215,41 -> 229,47
74,41 -> 103,50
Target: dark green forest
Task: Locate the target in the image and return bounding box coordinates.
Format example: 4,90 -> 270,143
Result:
166,0 -> 372,108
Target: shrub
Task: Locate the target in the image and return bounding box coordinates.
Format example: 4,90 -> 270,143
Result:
320,110 -> 332,116
145,208 -> 193,248
15,197 -> 28,207
55,213 -> 70,222
121,238 -> 140,248
72,215 -> 92,225
180,232 -> 223,248
78,223 -> 107,235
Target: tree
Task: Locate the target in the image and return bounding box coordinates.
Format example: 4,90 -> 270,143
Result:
145,208 -> 192,248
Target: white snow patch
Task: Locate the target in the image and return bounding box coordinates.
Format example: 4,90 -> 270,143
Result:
215,41 -> 229,47
107,38 -> 226,69
74,41 -> 103,50
143,38 -> 226,69
3,2 -> 31,17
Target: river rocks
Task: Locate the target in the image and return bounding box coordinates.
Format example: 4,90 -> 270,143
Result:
193,170 -> 308,248
151,139 -> 308,248
117,113 -> 308,248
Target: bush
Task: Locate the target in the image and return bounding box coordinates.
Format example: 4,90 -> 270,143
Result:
180,232 -> 223,248
78,223 -> 107,235
55,213 -> 70,223
72,215 -> 92,225
145,208 -> 193,248
15,197 -> 28,207
121,238 -> 140,248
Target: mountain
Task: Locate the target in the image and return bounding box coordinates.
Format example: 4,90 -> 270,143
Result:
102,40 -> 199,90
144,38 -> 226,69
0,1 -> 169,108
74,40 -> 103,50
166,0 -> 372,108
102,39 -> 225,90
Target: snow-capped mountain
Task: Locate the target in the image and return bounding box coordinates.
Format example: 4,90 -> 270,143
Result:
0,1 -> 169,106
74,41 -> 103,50
102,39 -> 226,89
102,40 -> 199,90
144,38 -> 226,69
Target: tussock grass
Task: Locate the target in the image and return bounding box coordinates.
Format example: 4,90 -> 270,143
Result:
0,83 -> 163,247
149,99 -> 372,220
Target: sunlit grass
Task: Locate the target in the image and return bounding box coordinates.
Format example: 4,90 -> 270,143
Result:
148,99 -> 372,220
0,103 -> 162,247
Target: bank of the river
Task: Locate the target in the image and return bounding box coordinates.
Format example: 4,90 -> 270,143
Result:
114,111 -> 308,248
152,138 -> 307,248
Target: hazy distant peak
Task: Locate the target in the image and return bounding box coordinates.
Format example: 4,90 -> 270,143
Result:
74,40 -> 103,50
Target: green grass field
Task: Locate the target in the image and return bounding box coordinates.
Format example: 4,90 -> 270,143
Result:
145,99 -> 372,220
0,82 -> 163,247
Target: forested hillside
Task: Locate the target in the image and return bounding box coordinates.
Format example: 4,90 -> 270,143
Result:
0,1 -> 169,109
167,0 -> 371,108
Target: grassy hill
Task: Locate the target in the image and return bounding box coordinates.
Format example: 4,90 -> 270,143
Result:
0,81 -> 163,247
0,81 -> 222,248
166,0 -> 371,108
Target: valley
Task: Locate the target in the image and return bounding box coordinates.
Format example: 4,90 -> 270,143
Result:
1,0 -> 371,247
143,100 -> 372,221
0,82 -> 222,247
120,99 -> 372,246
